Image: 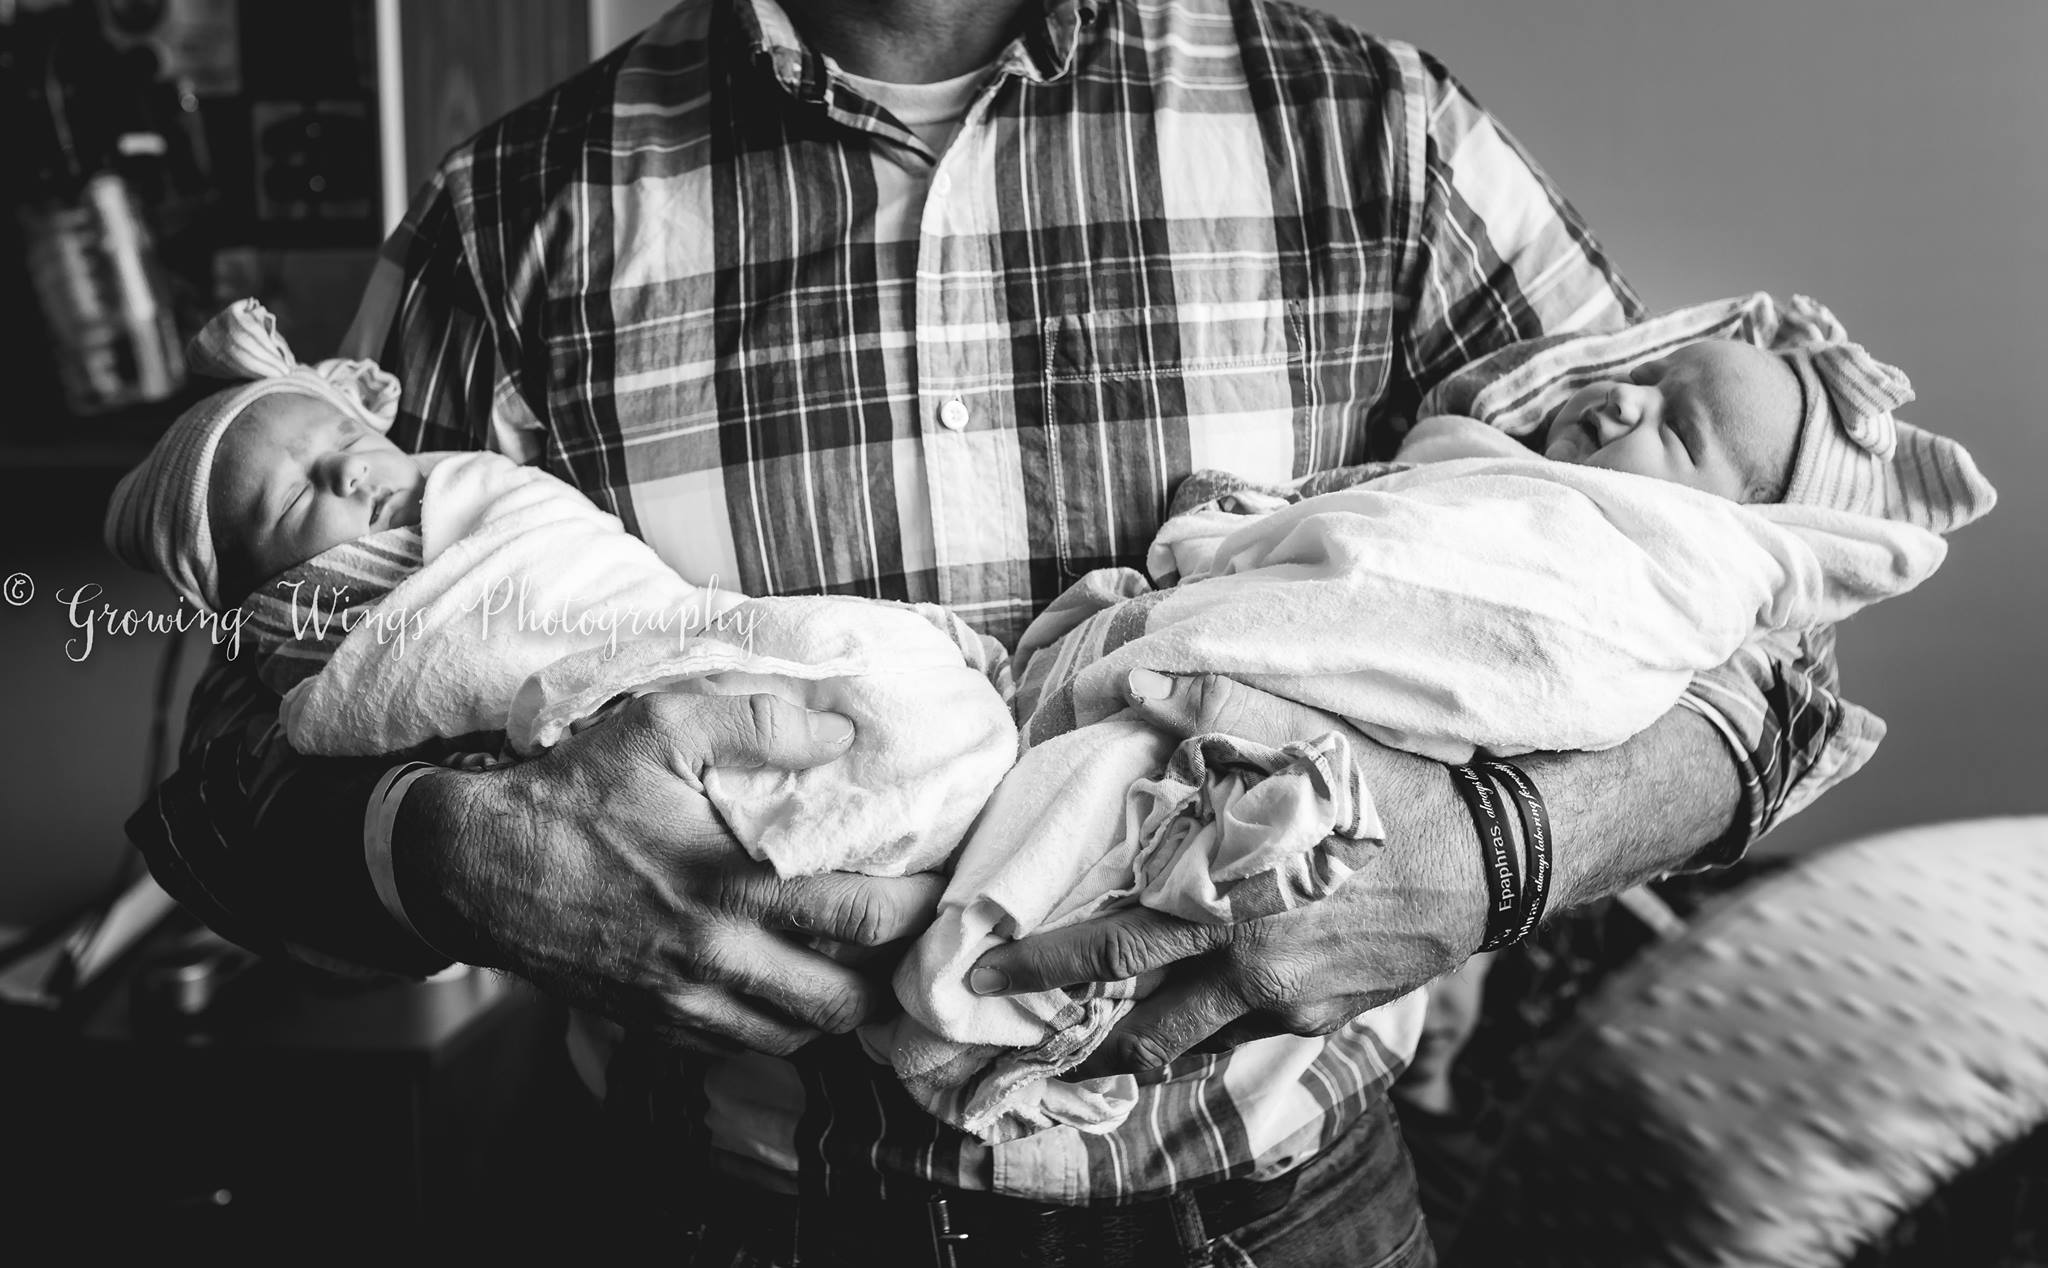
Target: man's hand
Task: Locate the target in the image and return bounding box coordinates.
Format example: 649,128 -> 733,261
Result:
978,852 -> 1480,1079
971,669 -> 1739,1077
973,672 -> 1484,1076
392,691 -> 944,1055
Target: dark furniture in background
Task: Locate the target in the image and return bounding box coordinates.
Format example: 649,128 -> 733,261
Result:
1,0 -> 591,473
0,8 -> 609,1249
2,916 -> 584,1251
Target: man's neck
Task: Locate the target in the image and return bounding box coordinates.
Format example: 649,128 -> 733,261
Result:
779,0 -> 1035,83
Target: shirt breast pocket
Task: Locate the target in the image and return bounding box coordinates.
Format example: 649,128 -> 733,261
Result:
1039,301 -> 1305,577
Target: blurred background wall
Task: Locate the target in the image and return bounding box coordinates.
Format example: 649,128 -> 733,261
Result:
2,0 -> 2039,943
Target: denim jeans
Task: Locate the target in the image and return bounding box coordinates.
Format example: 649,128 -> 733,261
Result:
641,1091 -> 1434,1268
1209,1094 -> 1437,1268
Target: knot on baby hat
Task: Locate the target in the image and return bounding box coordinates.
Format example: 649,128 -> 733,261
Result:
102,299 -> 402,613
1746,294 -> 1995,535
187,297 -> 403,421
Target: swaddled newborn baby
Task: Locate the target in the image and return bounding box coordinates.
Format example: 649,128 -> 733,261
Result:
1080,291 -> 1995,761
104,299 -> 1017,880
1155,295 -> 1984,592
1138,293 -> 2002,1119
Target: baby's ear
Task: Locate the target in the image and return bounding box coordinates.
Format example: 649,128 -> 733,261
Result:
1745,430 -> 1800,507
1742,475 -> 1786,507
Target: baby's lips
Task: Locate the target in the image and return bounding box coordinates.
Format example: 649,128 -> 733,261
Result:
1544,409 -> 1607,463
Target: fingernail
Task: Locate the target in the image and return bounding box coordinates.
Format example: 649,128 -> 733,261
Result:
1127,669 -> 1173,703
810,710 -> 855,743
969,965 -> 1008,996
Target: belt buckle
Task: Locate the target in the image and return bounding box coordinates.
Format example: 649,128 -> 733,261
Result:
928,1195 -> 972,1268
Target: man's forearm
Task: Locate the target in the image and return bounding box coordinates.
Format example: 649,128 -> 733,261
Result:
130,657 -> 451,976
1517,706 -> 1743,907
388,763 -> 527,970
1362,705 -> 1742,940
137,741 -> 449,974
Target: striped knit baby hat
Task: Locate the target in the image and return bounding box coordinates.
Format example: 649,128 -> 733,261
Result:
1416,292 -> 1996,536
1757,295 -> 1996,534
102,299 -> 401,613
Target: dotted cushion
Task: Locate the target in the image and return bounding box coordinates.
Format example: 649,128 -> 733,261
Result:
1453,817 -> 2048,1267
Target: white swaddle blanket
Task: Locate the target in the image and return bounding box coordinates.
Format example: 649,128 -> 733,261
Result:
1021,457 -> 1948,762
279,450 -> 1017,877
879,455 -> 1951,1144
512,598 -> 1017,877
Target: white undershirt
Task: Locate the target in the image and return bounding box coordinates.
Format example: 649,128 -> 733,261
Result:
839,61 -> 989,156
836,62 -> 991,243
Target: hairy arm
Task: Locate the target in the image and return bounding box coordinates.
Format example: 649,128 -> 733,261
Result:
128,650 -> 451,975
1517,707 -> 1743,909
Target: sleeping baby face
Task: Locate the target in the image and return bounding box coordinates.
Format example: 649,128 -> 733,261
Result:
207,391 -> 425,597
1538,340 -> 1801,503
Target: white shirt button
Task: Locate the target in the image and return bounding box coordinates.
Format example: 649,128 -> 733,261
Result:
939,396 -> 970,430
933,171 -> 953,199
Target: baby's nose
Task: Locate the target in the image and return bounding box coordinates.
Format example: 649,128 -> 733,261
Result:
321,454 -> 372,495
1598,384 -> 1659,437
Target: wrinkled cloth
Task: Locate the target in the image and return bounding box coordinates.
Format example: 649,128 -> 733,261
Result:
277,449 -> 1016,878
1024,458 -> 1951,764
103,299 -> 402,613
870,719 -> 1386,1142
1139,462 -> 1414,588
512,595 -> 1018,877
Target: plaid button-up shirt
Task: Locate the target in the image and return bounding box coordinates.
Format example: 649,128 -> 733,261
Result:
132,0 -> 1875,1203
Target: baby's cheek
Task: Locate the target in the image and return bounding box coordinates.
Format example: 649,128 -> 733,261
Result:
1585,427 -> 1678,484
271,506 -> 367,578
1580,445 -> 1646,478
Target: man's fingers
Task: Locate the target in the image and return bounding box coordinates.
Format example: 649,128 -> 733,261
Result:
1189,992 -> 1401,1055
766,871 -> 946,947
637,690 -> 856,779
567,691 -> 635,736
718,927 -> 896,1034
1073,970 -> 1246,1078
1190,1017 -> 1283,1056
971,909 -> 1224,995
647,984 -> 822,1057
1126,670 -> 1346,747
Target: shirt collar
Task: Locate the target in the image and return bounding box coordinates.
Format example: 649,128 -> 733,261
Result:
1012,0 -> 1097,83
729,0 -> 1103,100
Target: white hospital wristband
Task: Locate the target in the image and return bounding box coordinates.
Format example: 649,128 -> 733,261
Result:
365,761 -> 458,963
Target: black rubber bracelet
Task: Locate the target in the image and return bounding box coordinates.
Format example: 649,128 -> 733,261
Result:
1447,763 -> 1520,952
1479,759 -> 1553,946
